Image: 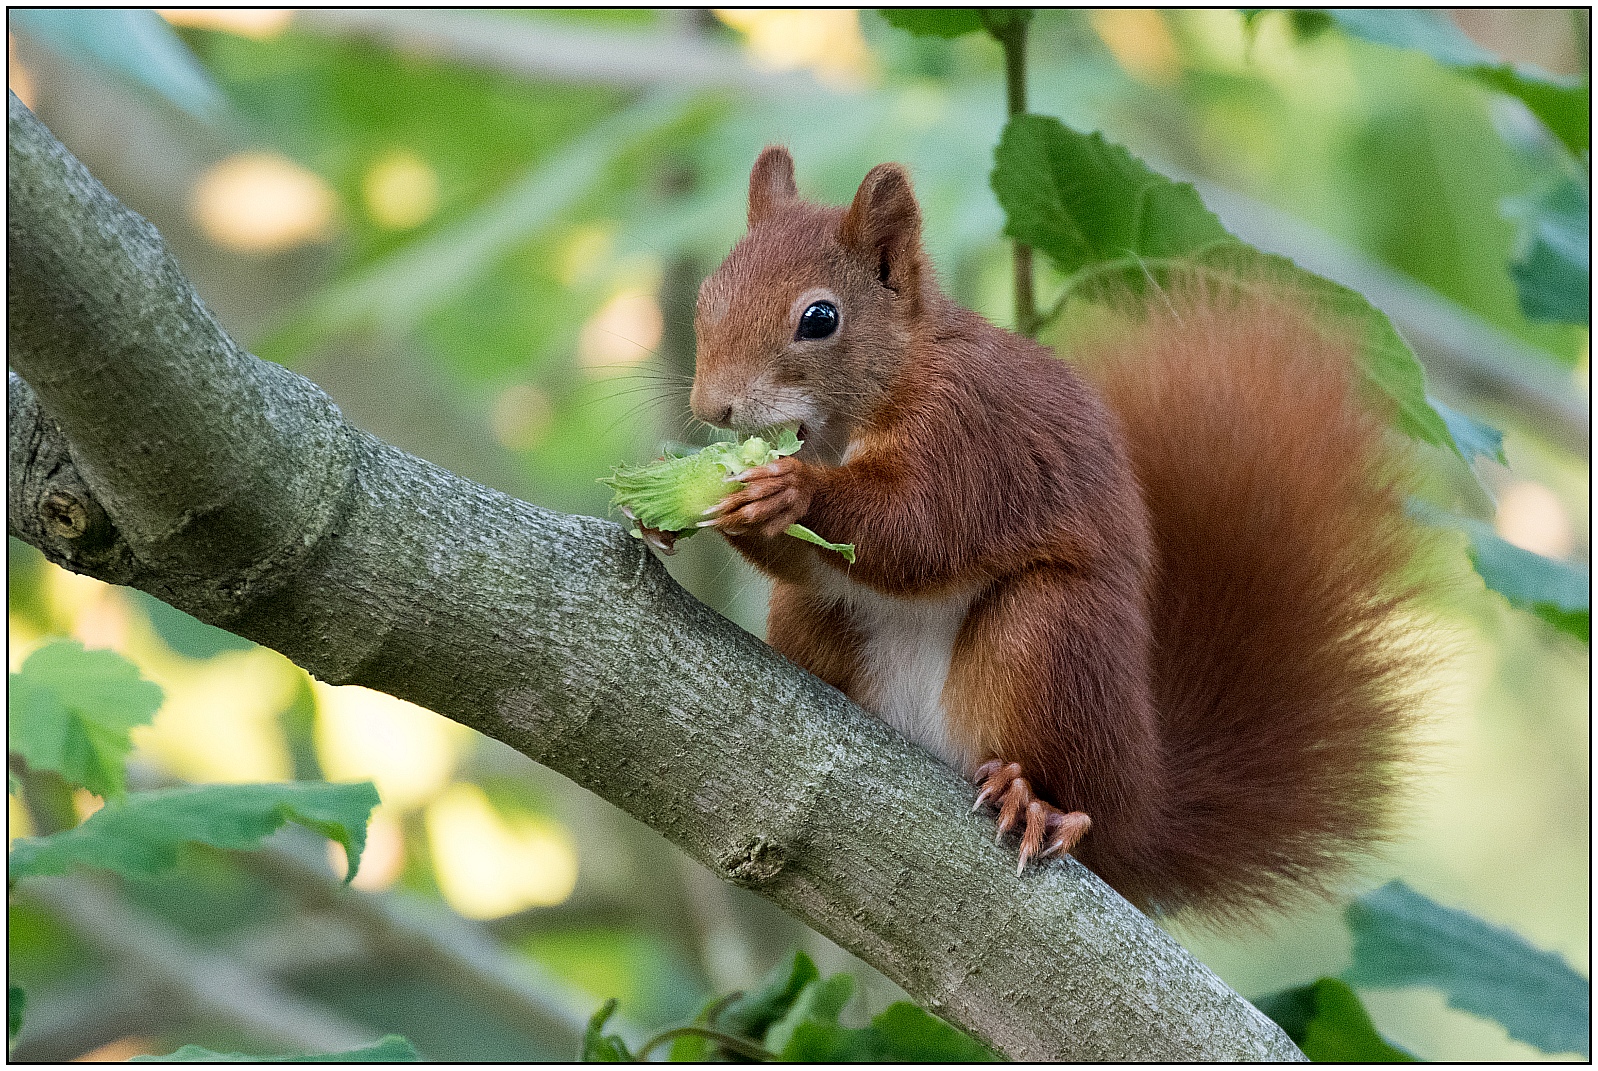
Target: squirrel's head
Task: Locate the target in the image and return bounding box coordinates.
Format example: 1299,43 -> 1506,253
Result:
691,146 -> 927,457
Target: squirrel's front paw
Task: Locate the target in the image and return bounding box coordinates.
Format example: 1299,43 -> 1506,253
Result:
972,760 -> 1091,875
704,455 -> 816,539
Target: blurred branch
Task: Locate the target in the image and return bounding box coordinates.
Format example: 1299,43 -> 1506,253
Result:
292,91 -> 694,341
5,93 -> 1301,1061
243,838 -> 642,1053
219,912 -> 371,975
6,971 -> 165,1062
20,876 -> 377,1053
296,9 -> 809,94
672,851 -> 763,993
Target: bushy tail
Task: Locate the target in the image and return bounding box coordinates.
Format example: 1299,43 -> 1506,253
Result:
1082,287 -> 1437,922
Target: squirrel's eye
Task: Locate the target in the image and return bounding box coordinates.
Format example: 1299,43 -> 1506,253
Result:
795,301 -> 839,341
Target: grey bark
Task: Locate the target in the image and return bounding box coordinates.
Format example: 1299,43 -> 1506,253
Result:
6,92 -> 1303,1061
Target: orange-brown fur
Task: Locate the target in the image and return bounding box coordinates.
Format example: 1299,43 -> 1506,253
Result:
690,146 -> 1428,919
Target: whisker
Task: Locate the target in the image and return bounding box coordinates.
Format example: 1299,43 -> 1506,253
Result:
577,375 -> 692,396
601,396 -> 682,436
566,380 -> 681,416
578,360 -> 695,384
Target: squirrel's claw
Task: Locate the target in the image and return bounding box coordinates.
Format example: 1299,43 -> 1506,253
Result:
641,530 -> 677,555
971,759 -> 1090,874
622,507 -> 680,556
1039,810 -> 1091,862
994,774 -> 1029,839
1016,801 -> 1048,873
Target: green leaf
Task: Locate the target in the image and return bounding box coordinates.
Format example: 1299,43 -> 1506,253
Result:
879,9 -> 985,38
991,115 -> 1460,455
1323,7 -> 1590,325
1321,8 -> 1499,66
979,9 -> 1034,36
133,1036 -> 420,1062
128,589 -> 255,659
766,973 -> 864,1061
672,952 -> 817,1060
664,1030 -> 711,1062
580,998 -> 633,1062
1410,504 -> 1589,643
1256,977 -> 1415,1061
1300,980 -> 1415,1062
764,973 -> 854,1055
993,114 -> 1234,277
1465,519 -> 1588,644
8,985 -> 24,1044
7,781 -> 380,884
8,640 -> 163,800
1321,8 -> 1588,156
666,992 -> 739,1061
1504,178 -> 1590,326
1429,399 -> 1506,467
1468,65 -> 1589,159
1526,602 -> 1590,645
779,1020 -> 881,1061
775,1000 -> 997,1062
784,524 -> 857,563
1254,981 -> 1318,1048
1344,881 -> 1590,1057
1278,10 -> 1337,41
9,9 -> 223,119
866,1002 -> 998,1061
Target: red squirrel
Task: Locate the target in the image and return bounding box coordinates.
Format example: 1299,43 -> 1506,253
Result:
674,146 -> 1428,919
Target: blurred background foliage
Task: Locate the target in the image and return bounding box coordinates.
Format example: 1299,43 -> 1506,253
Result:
6,8 -> 1588,1062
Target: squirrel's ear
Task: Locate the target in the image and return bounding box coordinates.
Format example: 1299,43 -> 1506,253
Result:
748,145 -> 797,226
841,163 -> 923,304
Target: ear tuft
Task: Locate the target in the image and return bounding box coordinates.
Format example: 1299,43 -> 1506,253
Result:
748,145 -> 798,227
841,163 -> 923,301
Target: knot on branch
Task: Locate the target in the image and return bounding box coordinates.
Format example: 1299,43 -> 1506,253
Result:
9,371 -> 135,581
19,472 -> 131,579
718,834 -> 787,887
40,488 -> 106,544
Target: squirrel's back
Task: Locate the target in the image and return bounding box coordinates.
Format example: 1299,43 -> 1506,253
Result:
1078,286 -> 1435,920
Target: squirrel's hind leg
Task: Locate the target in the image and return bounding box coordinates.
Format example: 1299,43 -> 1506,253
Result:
945,564 -> 1160,881
972,760 -> 1091,873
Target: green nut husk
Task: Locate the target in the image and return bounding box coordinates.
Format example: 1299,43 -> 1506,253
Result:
600,428 -> 856,563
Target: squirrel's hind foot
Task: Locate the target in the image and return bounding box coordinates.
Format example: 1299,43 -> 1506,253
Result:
972,760 -> 1091,875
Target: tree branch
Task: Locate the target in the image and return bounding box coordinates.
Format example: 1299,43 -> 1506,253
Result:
21,876 -> 378,1054
986,11 -> 1039,337
5,92 -> 1302,1061
243,837 -> 644,1054
296,9 -> 810,94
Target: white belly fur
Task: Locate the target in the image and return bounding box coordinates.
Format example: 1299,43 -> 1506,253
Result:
811,567 -> 978,769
